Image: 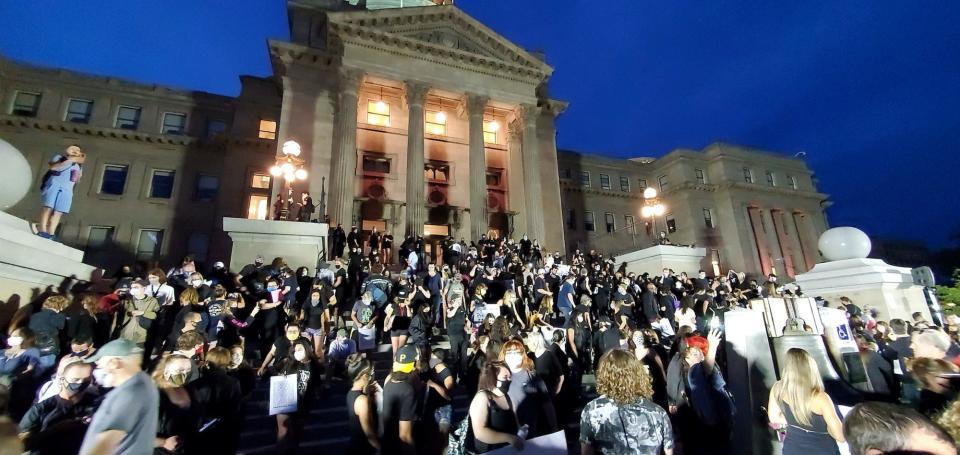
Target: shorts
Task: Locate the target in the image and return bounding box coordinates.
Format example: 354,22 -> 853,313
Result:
304,327 -> 324,337
41,186 -> 72,214
433,404 -> 452,427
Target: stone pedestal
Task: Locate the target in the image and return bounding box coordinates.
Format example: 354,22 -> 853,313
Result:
794,258 -> 930,322
614,245 -> 707,277
0,211 -> 96,306
223,218 -> 329,273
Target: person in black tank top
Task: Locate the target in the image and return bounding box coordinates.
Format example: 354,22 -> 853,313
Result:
468,360 -> 523,453
345,354 -> 379,455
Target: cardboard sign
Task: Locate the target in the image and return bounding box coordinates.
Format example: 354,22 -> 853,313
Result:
268,374 -> 298,415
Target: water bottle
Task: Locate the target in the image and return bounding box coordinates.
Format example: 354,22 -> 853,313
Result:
517,424 -> 529,440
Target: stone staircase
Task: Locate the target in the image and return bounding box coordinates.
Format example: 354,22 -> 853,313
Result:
235,334 -> 596,454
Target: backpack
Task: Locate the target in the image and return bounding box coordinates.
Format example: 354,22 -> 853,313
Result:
370,286 -> 388,307
446,415 -> 475,455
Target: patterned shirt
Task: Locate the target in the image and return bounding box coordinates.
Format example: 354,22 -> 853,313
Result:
579,395 -> 674,455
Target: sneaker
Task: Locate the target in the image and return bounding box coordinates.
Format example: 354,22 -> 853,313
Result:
37,232 -> 51,239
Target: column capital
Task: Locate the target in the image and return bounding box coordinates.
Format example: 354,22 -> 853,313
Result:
519,103 -> 540,126
338,67 -> 364,96
542,99 -> 569,117
404,80 -> 430,107
465,93 -> 489,117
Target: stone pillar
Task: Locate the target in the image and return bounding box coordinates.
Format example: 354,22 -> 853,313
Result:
761,208 -> 786,276
466,94 -> 489,243
770,209 -> 796,277
404,81 -> 430,238
519,104 -> 545,243
793,212 -> 820,269
328,68 -> 363,228
747,207 -> 772,275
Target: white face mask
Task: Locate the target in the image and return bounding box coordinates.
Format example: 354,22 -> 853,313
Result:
149,277 -> 160,285
192,280 -> 203,287
294,351 -> 307,362
504,353 -> 523,370
130,288 -> 144,299
7,336 -> 22,347
92,368 -> 110,387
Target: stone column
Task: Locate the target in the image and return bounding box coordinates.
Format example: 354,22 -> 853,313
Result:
404,81 -> 430,238
747,207 -> 772,275
761,208 -> 786,276
328,68 -> 363,227
519,104 -> 545,243
466,94 -> 489,242
770,209 -> 796,277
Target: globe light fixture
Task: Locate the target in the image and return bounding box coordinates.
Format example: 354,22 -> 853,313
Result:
374,100 -> 387,114
653,204 -> 666,216
637,186 -> 667,246
488,120 -> 500,132
271,139 -> 308,220
282,140 -> 302,157
643,187 -> 658,199
435,111 -> 446,124
641,206 -> 653,218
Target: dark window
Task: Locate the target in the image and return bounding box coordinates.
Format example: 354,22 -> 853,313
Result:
584,211 -> 595,231
666,216 -> 677,233
425,162 -> 450,182
600,173 -> 611,190
206,119 -> 227,138
87,226 -> 114,249
638,178 -> 647,190
362,154 -> 391,174
581,171 -> 591,187
100,164 -> 128,195
566,209 -> 576,230
605,213 -> 615,233
65,99 -> 93,123
162,112 -> 186,135
12,91 -> 40,117
136,229 -> 164,260
658,175 -> 668,191
486,169 -> 504,187
743,167 -> 753,183
116,106 -> 141,130
703,208 -> 714,228
187,233 -> 210,262
695,168 -> 706,185
766,170 -> 776,186
150,170 -> 176,199
788,175 -> 798,190
619,176 -> 630,192
625,215 -> 636,234
195,175 -> 219,201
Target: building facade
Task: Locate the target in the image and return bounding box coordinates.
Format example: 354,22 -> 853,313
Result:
559,144 -> 830,277
0,0 -> 829,278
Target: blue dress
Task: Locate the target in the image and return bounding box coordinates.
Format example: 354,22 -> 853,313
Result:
780,400 -> 840,455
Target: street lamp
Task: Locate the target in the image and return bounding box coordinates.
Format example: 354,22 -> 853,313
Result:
641,187 -> 666,244
272,140 -> 307,220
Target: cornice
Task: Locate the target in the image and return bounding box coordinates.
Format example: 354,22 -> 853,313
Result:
714,181 -> 829,201
0,115 -> 275,152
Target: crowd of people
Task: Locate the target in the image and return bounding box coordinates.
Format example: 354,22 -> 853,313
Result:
0,228 -> 957,455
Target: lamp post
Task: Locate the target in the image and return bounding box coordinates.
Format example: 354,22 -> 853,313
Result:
269,140 -> 307,221
640,187 -> 666,245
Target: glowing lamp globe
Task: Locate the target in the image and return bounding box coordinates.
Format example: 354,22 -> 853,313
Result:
653,204 -> 666,216
282,140 -> 301,157
281,162 -> 294,174
643,187 -> 658,199
641,206 -> 653,218
818,227 -> 872,261
294,168 -> 308,180
488,121 -> 500,132
283,172 -> 296,182
269,165 -> 282,177
434,111 -> 446,124
0,138 -> 33,210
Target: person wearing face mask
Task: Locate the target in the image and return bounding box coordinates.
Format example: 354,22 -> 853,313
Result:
151,354 -> 199,454
272,341 -> 318,454
19,361 -> 101,455
80,338 -> 159,455
466,360 -> 523,453
118,279 -> 158,348
345,354 -> 381,455
258,323 -> 308,377
188,272 -> 213,303
166,256 -> 197,293
255,278 -> 288,360
187,347 -> 243,455
226,344 -> 256,398
498,339 -> 557,439
381,344 -> 424,455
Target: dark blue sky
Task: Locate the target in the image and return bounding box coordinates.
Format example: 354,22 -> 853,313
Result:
1,1 -> 958,246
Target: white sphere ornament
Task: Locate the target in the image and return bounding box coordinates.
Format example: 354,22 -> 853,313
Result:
818,227 -> 872,261
0,138 -> 33,210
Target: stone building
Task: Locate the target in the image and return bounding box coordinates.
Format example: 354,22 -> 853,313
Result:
559,144 -> 830,277
0,0 -> 830,278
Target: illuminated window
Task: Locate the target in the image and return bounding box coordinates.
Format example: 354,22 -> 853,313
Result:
425,162 -> 450,182
483,120 -> 500,144
257,119 -> 277,139
425,111 -> 446,135
250,173 -> 271,189
366,100 -> 390,126
247,195 -> 269,220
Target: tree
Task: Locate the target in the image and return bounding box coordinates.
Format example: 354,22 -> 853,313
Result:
935,267 -> 960,316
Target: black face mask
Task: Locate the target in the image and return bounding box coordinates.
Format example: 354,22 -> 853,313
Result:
497,379 -> 511,394
65,380 -> 91,395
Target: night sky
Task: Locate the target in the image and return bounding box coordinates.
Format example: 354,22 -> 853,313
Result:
1,1 -> 957,246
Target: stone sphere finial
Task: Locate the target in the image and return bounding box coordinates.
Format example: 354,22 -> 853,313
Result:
818,227 -> 872,261
0,138 -> 32,211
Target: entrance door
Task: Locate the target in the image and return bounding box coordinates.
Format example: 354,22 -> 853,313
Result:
424,224 -> 449,265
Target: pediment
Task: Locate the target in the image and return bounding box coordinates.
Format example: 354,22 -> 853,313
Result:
326,6 -> 552,78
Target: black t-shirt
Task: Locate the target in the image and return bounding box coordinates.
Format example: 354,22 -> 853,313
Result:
303,289 -> 333,329
548,344 -> 570,376
447,306 -> 466,336
533,350 -> 563,395
381,377 -> 422,454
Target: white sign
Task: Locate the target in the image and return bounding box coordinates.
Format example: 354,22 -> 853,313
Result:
487,430 -> 567,455
357,326 -> 377,351
268,373 -> 298,415
483,303 -> 502,319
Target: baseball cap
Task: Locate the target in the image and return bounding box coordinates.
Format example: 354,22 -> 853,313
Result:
393,344 -> 418,373
84,339 -> 142,363
213,261 -> 225,269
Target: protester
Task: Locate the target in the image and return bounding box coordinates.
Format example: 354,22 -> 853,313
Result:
19,361 -> 99,454
381,344 -> 422,455
767,348 -> 845,454
844,401 -> 956,455
580,349 -> 673,455
36,144 -> 85,240
345,354 -> 380,455
467,360 -> 523,453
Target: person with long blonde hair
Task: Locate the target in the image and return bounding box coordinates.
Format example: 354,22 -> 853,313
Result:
580,349 -> 673,454
767,348 -> 845,454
